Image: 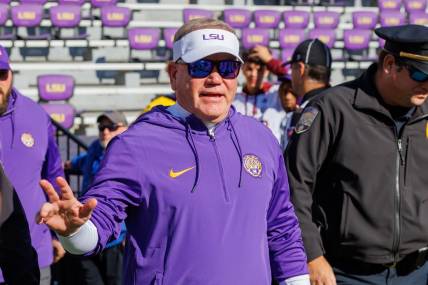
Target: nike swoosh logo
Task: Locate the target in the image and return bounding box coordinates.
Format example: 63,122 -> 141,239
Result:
169,166 -> 195,178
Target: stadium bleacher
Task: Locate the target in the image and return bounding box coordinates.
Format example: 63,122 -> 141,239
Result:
1,0 -> 427,135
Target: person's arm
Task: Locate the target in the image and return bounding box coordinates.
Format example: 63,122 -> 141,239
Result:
42,119 -> 65,190
268,153 -> 309,284
250,45 -> 287,76
285,102 -> 336,285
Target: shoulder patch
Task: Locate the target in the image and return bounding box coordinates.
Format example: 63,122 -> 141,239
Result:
294,106 -> 319,134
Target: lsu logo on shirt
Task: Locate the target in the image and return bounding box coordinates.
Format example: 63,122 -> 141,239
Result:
243,154 -> 262,178
21,133 -> 35,148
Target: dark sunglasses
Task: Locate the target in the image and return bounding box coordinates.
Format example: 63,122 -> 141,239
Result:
407,65 -> 428,83
98,123 -> 119,132
178,59 -> 241,79
0,69 -> 9,81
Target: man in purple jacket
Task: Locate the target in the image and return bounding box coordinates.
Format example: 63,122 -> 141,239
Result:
37,19 -> 309,285
0,45 -> 65,284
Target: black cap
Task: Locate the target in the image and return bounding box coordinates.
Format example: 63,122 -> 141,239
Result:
286,39 -> 332,69
375,24 -> 428,74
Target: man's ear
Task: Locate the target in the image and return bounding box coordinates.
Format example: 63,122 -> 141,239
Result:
167,62 -> 178,91
382,54 -> 396,75
298,62 -> 306,77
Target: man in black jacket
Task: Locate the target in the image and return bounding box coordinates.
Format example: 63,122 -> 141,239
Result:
0,163 -> 39,284
286,24 -> 428,285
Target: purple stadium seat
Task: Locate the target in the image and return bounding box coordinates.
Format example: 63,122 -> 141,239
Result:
163,27 -> 177,50
313,11 -> 340,29
343,29 -> 373,61
352,11 -> 378,29
128,28 -> 160,50
253,10 -> 281,29
183,8 -> 213,23
409,12 -> 428,25
41,103 -> 75,129
101,6 -> 130,27
91,0 -> 117,8
283,10 -> 310,29
0,4 -> 14,40
38,74 -> 74,101
20,0 -> 47,4
241,28 -> 269,50
380,11 -> 406,26
58,0 -> 85,5
278,28 -> 306,49
378,0 -> 402,11
223,8 -> 251,29
50,5 -> 87,39
281,48 -> 294,63
12,4 -> 51,40
309,29 -> 336,48
0,0 -> 10,3
404,0 -> 427,13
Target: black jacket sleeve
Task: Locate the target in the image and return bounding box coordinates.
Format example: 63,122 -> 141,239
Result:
285,100 -> 335,262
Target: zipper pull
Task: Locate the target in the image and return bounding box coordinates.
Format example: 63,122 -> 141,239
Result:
208,128 -> 215,141
397,139 -> 404,165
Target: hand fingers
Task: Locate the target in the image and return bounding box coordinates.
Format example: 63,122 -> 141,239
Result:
56,177 -> 76,200
79,198 -> 97,219
36,202 -> 59,224
40,179 -> 60,203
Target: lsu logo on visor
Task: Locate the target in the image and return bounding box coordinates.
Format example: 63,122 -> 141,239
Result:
295,106 -> 319,134
243,154 -> 262,178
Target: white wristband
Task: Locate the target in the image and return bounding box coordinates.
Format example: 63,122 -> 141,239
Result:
281,274 -> 310,285
57,220 -> 99,255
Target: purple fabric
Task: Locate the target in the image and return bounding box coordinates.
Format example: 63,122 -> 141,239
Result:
254,10 -> 281,29
0,4 -> 9,25
183,8 -> 214,23
11,4 -> 43,27
352,11 -> 378,29
0,0 -> 10,4
378,0 -> 402,11
409,12 -> 428,25
223,8 -> 251,29
81,106 -> 308,284
37,74 -> 74,101
309,29 -> 336,48
343,29 -> 371,50
282,10 -> 310,29
41,103 -> 75,129
128,28 -> 160,50
404,0 -> 427,12
0,89 -> 64,282
313,11 -> 340,29
380,11 -> 405,26
91,0 -> 117,8
241,28 -> 270,49
278,28 -> 306,49
101,6 -> 130,27
163,27 -> 178,49
50,5 -> 81,28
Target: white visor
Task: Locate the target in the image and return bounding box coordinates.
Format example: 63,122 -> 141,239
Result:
173,29 -> 243,63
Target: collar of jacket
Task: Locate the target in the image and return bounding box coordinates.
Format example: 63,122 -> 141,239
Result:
301,86 -> 329,105
353,63 -> 428,122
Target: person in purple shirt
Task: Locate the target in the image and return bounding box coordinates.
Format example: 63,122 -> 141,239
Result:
0,45 -> 65,284
37,18 -> 309,285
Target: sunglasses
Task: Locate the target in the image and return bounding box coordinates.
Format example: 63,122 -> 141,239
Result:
407,65 -> 428,83
98,124 -> 119,132
0,69 -> 9,81
177,59 -> 241,79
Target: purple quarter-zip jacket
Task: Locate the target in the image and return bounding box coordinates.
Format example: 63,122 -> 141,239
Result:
0,89 -> 64,281
82,105 -> 308,285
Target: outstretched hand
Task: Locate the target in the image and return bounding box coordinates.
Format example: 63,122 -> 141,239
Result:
37,177 -> 97,236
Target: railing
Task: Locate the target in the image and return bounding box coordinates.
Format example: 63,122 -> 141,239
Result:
51,119 -> 88,195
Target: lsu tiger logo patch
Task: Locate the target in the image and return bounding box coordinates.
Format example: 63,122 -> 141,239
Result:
243,154 -> 263,178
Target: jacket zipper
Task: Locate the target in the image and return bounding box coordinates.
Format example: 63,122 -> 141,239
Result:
392,134 -> 403,263
208,128 -> 230,202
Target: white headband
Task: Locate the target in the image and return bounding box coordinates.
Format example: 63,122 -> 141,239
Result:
173,28 -> 243,63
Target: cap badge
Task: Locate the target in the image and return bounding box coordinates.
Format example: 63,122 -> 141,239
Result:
21,133 -> 35,148
243,154 -> 262,178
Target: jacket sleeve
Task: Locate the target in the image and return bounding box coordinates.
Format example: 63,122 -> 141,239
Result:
79,135 -> 144,255
71,152 -> 88,172
285,101 -> 334,261
266,58 -> 287,77
268,152 -> 308,282
42,119 -> 65,192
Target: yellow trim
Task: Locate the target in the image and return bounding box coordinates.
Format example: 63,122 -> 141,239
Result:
426,122 -> 428,139
400,51 -> 428,62
169,166 -> 195,178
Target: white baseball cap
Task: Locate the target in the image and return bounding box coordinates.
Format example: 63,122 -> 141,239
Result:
173,28 -> 243,63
